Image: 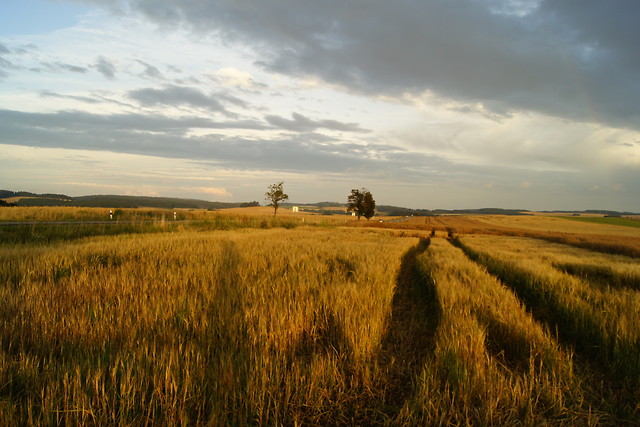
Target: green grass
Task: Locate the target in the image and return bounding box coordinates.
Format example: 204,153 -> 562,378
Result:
560,216 -> 640,228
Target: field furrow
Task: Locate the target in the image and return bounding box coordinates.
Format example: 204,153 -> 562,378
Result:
455,234 -> 640,420
2,210 -> 639,424
403,238 -> 601,425
378,237 -> 440,415
0,228 -> 418,424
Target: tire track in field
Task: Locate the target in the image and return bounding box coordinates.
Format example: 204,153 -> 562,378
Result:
378,237 -> 441,416
450,237 -> 640,423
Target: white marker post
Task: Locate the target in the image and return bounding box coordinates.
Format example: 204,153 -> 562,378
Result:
174,211 -> 177,220
109,210 -> 113,220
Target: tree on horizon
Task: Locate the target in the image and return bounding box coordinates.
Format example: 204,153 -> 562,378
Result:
347,188 -> 375,220
265,181 -> 289,216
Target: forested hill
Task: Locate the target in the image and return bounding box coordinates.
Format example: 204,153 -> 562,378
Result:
2,190 -> 637,215
0,190 -> 253,210
376,205 -> 532,216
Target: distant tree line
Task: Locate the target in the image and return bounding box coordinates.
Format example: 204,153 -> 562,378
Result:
0,191 -> 247,210
240,201 -> 260,207
0,190 -> 69,200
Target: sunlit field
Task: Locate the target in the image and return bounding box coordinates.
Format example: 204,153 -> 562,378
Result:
473,214 -> 640,236
455,236 -> 640,416
0,207 -> 351,245
0,206 -> 348,223
1,207 -> 639,424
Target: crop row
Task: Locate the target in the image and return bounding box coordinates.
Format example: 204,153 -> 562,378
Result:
1,229 -> 637,423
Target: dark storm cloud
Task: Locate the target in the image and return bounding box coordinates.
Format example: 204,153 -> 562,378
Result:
539,0 -> 640,67
265,112 -> 369,133
79,0 -> 640,130
94,55 -> 116,79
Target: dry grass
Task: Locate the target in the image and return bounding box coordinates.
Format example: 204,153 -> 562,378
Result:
474,215 -> 640,237
0,206 -> 359,228
402,238 -> 599,425
351,214 -> 640,258
0,207 -> 330,244
456,235 -> 640,419
0,228 -> 417,424
1,207 -> 638,423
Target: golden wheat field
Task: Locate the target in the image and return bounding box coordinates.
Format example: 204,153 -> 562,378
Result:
1,207 -> 639,424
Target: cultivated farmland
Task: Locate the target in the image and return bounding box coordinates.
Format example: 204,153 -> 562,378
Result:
1,208 -> 639,424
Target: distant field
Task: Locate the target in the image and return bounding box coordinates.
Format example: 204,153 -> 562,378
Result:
221,206 -> 324,216
1,207 -> 639,424
471,214 -> 640,236
1,197 -> 27,203
562,215 -> 640,228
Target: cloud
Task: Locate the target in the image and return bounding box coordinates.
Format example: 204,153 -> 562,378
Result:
12,43 -> 39,55
265,112 -> 369,133
211,67 -> 266,91
134,59 -> 164,79
94,55 -> 116,79
81,0 -> 640,131
4,108 -> 635,203
32,61 -> 89,74
4,2 -> 640,211
56,62 -> 88,73
128,84 -> 233,114
0,58 -> 14,78
0,45 -> 19,77
0,109 -> 268,143
190,187 -> 232,197
0,108 -> 429,175
39,90 -> 101,104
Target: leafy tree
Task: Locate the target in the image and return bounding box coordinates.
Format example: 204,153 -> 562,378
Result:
363,190 -> 376,220
265,181 -> 289,216
347,188 -> 376,220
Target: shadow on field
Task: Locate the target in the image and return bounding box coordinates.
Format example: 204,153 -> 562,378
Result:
378,237 -> 441,416
451,237 -> 640,422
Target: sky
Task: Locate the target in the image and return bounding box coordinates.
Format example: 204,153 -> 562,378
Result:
1,0 -> 639,211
